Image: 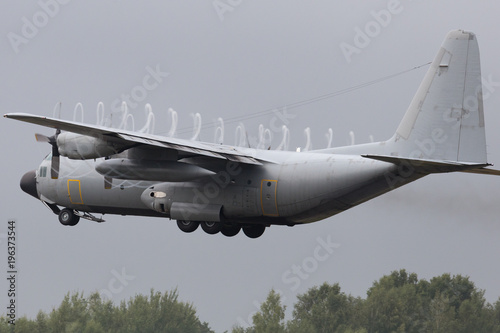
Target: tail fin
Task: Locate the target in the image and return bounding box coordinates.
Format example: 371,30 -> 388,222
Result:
392,30 -> 486,163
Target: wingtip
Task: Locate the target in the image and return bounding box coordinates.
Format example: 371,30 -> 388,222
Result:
3,113 -> 47,119
2,113 -> 19,119
4,113 -> 20,118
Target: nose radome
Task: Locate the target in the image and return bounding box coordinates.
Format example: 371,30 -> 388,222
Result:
20,170 -> 38,199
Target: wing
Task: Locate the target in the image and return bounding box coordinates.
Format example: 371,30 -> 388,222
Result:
4,113 -> 264,165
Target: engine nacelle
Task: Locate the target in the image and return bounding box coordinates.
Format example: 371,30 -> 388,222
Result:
95,159 -> 215,181
140,184 -> 221,222
57,133 -> 125,159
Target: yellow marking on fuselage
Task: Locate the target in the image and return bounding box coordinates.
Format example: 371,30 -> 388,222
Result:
260,179 -> 279,217
67,179 -> 84,205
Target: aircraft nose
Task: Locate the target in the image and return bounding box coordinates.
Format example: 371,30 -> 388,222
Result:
20,170 -> 39,199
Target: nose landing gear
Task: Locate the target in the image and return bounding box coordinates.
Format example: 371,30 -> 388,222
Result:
57,208 -> 105,226
58,208 -> 80,226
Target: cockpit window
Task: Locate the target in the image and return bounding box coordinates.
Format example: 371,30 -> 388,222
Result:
44,153 -> 52,161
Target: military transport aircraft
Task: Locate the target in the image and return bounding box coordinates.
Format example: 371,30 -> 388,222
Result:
5,30 -> 500,238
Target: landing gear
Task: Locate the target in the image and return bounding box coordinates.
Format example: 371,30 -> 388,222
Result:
175,220 -> 265,238
177,220 -> 199,233
58,208 -> 80,226
201,221 -> 222,235
221,225 -> 241,237
243,225 -> 266,239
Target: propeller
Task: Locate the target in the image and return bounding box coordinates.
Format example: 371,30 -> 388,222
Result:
35,129 -> 61,179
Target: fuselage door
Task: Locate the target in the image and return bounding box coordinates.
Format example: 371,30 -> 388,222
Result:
67,179 -> 84,205
260,179 -> 278,216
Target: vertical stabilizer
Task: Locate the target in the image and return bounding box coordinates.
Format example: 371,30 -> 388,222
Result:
392,30 -> 486,163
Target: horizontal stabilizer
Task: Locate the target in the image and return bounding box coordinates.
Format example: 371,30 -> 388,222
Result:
362,154 -> 490,174
459,167 -> 500,176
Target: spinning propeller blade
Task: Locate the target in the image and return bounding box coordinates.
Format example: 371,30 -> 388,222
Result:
35,133 -> 51,143
35,130 -> 61,179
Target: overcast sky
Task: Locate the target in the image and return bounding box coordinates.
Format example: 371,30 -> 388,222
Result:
2,1 -> 500,331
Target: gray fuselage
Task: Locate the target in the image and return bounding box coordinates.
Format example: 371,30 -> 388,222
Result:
32,148 -> 412,226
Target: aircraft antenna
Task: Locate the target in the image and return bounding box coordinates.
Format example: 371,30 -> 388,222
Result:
172,62 -> 432,136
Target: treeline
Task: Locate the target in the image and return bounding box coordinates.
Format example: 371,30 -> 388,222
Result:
1,270 -> 500,332
0,289 -> 213,333
234,269 -> 500,333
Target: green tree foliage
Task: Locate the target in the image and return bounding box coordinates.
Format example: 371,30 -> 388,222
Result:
2,272 -> 500,333
116,289 -> 209,333
364,269 -> 424,332
237,270 -> 500,333
252,289 -> 286,333
289,282 -> 364,333
363,270 -> 500,333
0,289 -> 213,333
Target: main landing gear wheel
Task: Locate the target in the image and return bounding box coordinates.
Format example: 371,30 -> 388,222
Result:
221,225 -> 241,237
177,220 -> 199,233
58,208 -> 80,226
201,221 -> 222,235
243,225 -> 266,238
